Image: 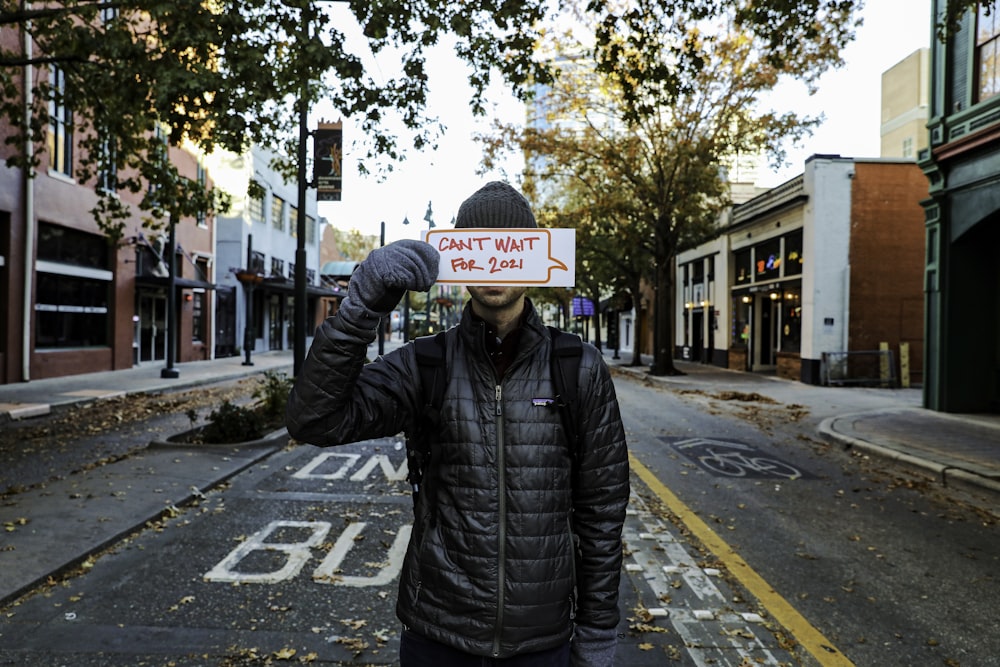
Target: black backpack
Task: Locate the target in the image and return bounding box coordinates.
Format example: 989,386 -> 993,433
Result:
405,326 -> 583,505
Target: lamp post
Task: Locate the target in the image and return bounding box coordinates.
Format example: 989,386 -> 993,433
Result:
236,234 -> 261,367
160,216 -> 179,379
378,220 -> 385,357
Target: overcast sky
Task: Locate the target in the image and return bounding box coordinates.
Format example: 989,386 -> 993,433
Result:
316,0 -> 933,241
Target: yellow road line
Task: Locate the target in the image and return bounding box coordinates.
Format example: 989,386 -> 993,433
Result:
629,452 -> 855,667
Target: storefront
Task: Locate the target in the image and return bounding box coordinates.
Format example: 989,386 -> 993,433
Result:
729,229 -> 804,378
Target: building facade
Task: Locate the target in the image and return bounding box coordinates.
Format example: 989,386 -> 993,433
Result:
676,156 -> 927,386
881,48 -> 931,159
0,35 -> 214,383
206,146 -> 332,361
919,1 -> 1000,412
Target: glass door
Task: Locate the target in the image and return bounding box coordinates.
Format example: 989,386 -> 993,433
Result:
138,292 -> 167,362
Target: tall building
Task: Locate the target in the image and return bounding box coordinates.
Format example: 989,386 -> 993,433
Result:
919,2 -> 1000,412
881,48 -> 930,159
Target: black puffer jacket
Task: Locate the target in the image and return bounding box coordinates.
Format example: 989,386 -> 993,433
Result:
287,300 -> 629,658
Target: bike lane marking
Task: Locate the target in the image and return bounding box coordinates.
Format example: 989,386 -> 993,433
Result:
629,452 -> 856,667
622,491 -> 791,665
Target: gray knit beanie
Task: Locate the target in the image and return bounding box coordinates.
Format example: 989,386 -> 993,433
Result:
454,181 -> 537,229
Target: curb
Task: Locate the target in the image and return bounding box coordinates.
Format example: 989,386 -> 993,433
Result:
818,415 -> 1000,499
0,437 -> 287,608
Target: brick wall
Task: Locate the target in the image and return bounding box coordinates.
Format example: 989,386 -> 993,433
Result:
848,162 -> 927,384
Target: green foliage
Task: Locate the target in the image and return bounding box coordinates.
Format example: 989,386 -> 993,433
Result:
487,0 -> 864,374
329,227 -> 380,261
201,400 -> 265,444
0,0 -> 552,239
252,371 -> 293,421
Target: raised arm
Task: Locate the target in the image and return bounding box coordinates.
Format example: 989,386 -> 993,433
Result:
285,239 -> 438,446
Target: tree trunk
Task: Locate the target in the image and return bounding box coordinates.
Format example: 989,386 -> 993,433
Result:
628,279 -> 644,367
589,288 -> 603,352
650,253 -> 680,376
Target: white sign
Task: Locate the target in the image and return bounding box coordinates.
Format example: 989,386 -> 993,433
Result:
423,228 -> 575,287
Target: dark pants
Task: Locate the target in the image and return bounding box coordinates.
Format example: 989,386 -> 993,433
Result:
400,629 -> 571,667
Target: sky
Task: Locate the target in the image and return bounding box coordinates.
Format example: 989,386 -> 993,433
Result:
316,0 -> 933,241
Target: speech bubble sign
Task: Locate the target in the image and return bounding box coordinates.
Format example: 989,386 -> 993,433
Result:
423,228 -> 576,286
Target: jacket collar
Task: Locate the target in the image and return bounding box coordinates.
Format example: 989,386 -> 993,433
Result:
459,297 -> 548,363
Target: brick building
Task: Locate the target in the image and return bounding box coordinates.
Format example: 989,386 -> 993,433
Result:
0,26 -> 215,383
675,155 -> 927,386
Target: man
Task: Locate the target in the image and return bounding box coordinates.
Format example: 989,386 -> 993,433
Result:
286,181 -> 629,666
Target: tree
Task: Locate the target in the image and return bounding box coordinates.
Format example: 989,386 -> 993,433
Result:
486,0 -> 862,375
0,0 -> 553,241
329,226 -> 379,262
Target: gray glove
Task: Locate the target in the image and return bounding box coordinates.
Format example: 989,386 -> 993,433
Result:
571,625 -> 617,667
337,239 -> 439,335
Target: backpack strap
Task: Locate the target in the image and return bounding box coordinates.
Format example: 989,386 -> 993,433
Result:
406,331 -> 448,503
548,326 -> 583,456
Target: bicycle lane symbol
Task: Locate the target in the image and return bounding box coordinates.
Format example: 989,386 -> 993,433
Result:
659,436 -> 814,480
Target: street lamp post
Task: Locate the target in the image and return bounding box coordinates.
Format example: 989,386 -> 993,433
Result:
236,234 -> 261,367
378,220 -> 385,357
160,216 -> 179,379
293,3 -> 314,377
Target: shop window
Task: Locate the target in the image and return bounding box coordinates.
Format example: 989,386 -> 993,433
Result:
784,229 -> 803,276
780,290 -> 802,353
192,290 -> 205,342
731,295 -> 751,349
734,249 -> 752,285
35,272 -> 109,348
35,224 -> 111,349
754,237 -> 781,282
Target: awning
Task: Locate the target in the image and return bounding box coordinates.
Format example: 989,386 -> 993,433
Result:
259,277 -> 342,298
136,275 -> 217,290
320,260 -> 360,280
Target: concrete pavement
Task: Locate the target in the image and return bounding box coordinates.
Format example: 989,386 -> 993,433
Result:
0,342 -> 998,608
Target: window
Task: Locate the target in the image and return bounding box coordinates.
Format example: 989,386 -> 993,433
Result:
191,291 -> 205,342
754,237 -> 782,282
780,289 -> 802,353
196,163 -> 207,228
731,295 -> 751,349
734,249 -> 752,285
249,193 -> 265,225
306,215 -> 318,245
47,67 -> 73,177
289,206 -> 298,237
97,135 -> 117,193
270,256 -> 285,278
35,223 -> 111,349
902,136 -> 914,158
978,3 -> 1000,102
271,196 -> 285,231
784,230 -> 803,277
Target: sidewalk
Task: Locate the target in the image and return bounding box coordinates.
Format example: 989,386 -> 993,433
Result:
1,341 -> 998,608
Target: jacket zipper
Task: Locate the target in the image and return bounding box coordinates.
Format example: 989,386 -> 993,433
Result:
493,382 -> 506,657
